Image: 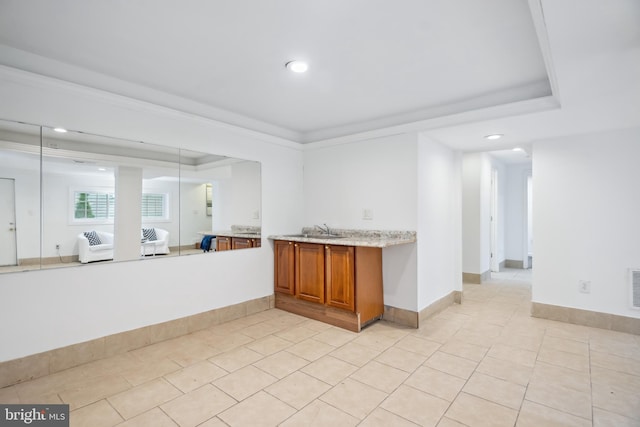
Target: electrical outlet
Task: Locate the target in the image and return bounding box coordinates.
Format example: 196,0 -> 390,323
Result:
55,244 -> 60,250
362,209 -> 373,220
578,280 -> 591,294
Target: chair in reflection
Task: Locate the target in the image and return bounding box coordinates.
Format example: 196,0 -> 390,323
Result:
78,230 -> 114,263
140,228 -> 170,256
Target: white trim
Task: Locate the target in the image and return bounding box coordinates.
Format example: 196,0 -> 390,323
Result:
527,0 -> 562,103
303,95 -> 559,150
0,63 -> 560,150
0,64 -> 303,150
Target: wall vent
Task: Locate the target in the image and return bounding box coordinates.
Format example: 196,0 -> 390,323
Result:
631,269 -> 640,309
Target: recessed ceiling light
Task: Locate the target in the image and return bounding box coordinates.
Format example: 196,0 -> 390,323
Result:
484,134 -> 503,140
285,60 -> 308,73
53,127 -> 68,133
512,147 -> 524,152
98,167 -> 106,171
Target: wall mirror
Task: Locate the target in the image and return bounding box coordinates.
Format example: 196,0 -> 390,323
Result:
0,118 -> 262,273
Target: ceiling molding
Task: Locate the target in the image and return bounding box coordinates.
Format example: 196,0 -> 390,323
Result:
0,63 -> 303,150
2,62 -> 560,152
527,0 -> 561,103
303,94 -> 560,151
300,79 -> 552,143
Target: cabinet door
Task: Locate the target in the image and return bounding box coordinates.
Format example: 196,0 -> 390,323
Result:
252,238 -> 261,248
325,245 -> 355,311
295,242 -> 325,304
274,240 -> 295,295
216,237 -> 231,251
232,237 -> 252,250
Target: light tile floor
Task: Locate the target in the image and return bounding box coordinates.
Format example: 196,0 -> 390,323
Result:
2,269 -> 639,426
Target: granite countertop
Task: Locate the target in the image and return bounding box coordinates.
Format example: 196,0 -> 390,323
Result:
268,228 -> 416,248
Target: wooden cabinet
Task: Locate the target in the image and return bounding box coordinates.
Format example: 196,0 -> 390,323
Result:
274,240 -> 295,295
217,236 -> 261,251
232,237 -> 253,250
325,245 -> 355,311
296,242 -> 325,304
274,240 -> 382,332
216,236 -> 231,251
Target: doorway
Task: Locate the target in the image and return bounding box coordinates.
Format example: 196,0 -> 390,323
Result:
0,178 -> 18,266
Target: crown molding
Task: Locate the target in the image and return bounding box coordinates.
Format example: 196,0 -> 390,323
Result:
0,64 -> 303,150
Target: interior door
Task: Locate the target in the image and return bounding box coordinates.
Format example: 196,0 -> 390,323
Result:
0,178 -> 18,266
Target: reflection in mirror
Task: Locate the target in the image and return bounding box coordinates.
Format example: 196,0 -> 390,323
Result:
0,120 -> 42,272
179,150 -> 262,254
40,127 -> 180,265
0,118 -> 262,274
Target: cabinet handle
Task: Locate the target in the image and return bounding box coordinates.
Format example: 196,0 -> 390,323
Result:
288,242 -> 292,245
325,245 -> 329,250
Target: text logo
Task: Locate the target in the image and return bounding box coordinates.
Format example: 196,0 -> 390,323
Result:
1,405 -> 68,426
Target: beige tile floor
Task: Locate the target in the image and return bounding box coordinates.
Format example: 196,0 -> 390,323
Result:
1,268 -> 640,426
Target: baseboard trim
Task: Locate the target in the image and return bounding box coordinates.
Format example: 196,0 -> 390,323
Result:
383,290 -> 462,328
531,302 -> 640,335
505,259 -> 524,269
419,291 -> 462,325
462,270 -> 491,284
0,295 -> 274,388
383,305 -> 418,328
462,272 -> 481,284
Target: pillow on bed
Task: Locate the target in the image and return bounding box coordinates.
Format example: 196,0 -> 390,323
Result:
83,230 -> 102,246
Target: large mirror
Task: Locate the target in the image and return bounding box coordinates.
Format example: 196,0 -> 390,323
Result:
0,118 -> 261,273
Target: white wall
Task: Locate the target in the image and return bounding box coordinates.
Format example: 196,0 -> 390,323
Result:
494,157 -> 507,267
303,133 -> 462,313
0,67 -> 304,361
304,133 -> 419,310
417,135 -> 462,310
230,161 -> 262,227
533,127 -> 640,318
114,166 -> 143,261
462,152 -> 506,275
504,162 -> 532,263
462,153 -> 482,274
179,182 -> 212,245
303,134 -> 418,230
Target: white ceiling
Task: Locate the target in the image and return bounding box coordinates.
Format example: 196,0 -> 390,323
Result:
0,0 -> 638,150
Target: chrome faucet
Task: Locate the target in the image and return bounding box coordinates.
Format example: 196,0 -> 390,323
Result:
314,223 -> 331,235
